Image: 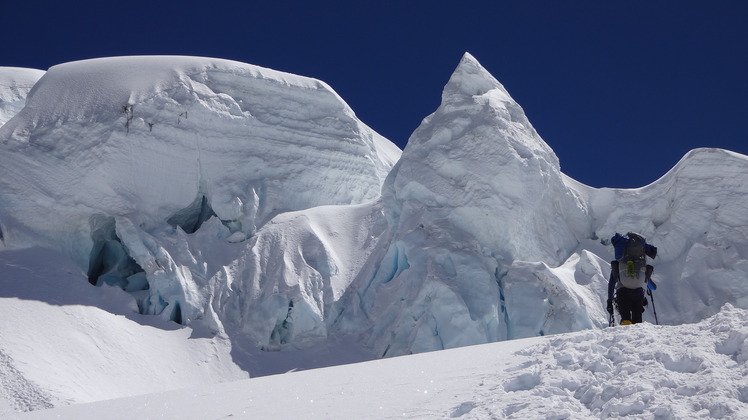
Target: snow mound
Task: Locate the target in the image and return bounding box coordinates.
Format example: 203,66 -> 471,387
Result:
499,304 -> 748,419
0,67 -> 44,127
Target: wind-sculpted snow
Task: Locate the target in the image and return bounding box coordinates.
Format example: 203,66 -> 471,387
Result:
0,56 -> 400,261
1,52 -> 748,407
357,53 -> 597,355
0,67 -> 44,127
0,56 -> 400,330
352,54 -> 748,356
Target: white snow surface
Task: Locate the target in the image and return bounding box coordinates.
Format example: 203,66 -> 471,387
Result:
1,53 -> 748,415
0,67 -> 45,126
0,246 -> 247,414
14,305 -> 748,419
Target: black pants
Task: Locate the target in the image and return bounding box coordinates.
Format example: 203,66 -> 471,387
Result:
616,287 -> 645,324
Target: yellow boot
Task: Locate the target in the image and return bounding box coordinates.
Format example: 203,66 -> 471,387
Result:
620,320 -> 633,325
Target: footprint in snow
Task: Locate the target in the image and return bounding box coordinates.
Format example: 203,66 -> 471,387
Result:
450,401 -> 476,417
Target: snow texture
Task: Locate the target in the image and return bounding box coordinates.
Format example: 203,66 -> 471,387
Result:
15,305 -> 748,419
0,247 -> 247,415
0,67 -> 45,127
0,56 -> 400,352
1,53 -> 748,414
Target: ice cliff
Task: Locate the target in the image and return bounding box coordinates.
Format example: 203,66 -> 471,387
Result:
0,56 -> 400,341
1,54 -> 747,369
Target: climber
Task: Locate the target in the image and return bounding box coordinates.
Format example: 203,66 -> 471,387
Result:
606,232 -> 657,325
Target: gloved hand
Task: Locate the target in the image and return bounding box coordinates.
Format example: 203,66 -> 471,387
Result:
606,299 -> 614,315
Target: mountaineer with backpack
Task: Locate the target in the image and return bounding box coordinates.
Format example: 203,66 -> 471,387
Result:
606,232 -> 658,325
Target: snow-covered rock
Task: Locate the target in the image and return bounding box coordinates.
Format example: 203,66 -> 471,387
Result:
0,67 -> 44,127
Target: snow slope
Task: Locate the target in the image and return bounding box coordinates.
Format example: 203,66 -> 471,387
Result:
15,305 -> 748,419
0,246 -> 247,414
1,53 -> 748,414
0,67 -> 45,126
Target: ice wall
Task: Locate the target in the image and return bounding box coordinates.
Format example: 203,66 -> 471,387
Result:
582,148 -> 748,324
0,56 -> 400,262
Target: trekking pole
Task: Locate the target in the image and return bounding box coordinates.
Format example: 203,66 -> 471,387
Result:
647,287 -> 659,325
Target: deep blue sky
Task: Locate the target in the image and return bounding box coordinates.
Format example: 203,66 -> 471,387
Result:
3,1 -> 747,188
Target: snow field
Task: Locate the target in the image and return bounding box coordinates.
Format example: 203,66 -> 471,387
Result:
13,305 -> 748,419
0,247 -> 247,415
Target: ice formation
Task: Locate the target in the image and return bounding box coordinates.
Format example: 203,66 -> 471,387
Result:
0,67 -> 45,126
0,56 -> 400,333
1,52 -> 747,387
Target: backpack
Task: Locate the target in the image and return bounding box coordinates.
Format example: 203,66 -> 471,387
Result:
623,232 -> 646,260
613,232 -> 656,288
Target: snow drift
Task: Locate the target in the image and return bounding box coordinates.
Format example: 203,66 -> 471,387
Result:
1,53 -> 748,412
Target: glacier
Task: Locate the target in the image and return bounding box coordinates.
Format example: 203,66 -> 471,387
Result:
1,52 -> 748,409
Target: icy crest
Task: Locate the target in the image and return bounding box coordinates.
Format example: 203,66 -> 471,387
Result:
384,52 -> 582,262
356,53 -> 594,355
0,67 -> 45,126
